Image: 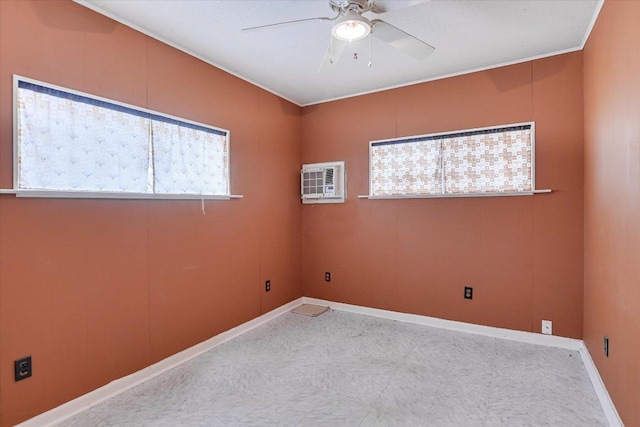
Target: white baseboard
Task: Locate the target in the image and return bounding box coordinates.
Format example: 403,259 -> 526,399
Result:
19,296 -> 622,427
17,297 -> 304,427
304,297 -> 623,427
303,297 -> 583,350
579,344 -> 624,427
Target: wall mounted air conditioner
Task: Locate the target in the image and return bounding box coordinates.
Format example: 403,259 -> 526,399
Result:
301,161 -> 345,204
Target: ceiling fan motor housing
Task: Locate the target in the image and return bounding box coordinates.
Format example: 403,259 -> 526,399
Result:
330,0 -> 373,14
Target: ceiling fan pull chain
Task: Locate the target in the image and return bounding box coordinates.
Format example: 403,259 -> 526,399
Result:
330,35 -> 334,64
368,34 -> 372,67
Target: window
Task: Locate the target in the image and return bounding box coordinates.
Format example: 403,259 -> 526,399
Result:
14,76 -> 231,198
369,123 -> 537,197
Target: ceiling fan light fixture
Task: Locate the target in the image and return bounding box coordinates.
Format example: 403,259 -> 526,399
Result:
331,11 -> 371,41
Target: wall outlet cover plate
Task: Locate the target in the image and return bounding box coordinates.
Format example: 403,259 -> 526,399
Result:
15,356 -> 32,382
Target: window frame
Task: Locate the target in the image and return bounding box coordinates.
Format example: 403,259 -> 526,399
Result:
6,75 -> 241,200
363,122 -> 550,199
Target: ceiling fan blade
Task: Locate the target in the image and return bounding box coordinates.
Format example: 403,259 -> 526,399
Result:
242,15 -> 336,32
371,20 -> 435,60
369,0 -> 428,14
318,38 -> 348,73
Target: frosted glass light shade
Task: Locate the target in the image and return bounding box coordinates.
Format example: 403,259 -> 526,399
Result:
332,12 -> 371,41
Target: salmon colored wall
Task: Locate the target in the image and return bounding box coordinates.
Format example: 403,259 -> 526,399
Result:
0,1 -> 302,425
583,1 -> 640,425
0,1 -> 603,426
301,53 -> 585,338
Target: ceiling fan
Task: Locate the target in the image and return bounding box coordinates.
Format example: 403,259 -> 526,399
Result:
242,0 -> 435,72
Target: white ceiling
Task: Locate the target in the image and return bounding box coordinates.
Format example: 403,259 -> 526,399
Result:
75,0 -> 602,107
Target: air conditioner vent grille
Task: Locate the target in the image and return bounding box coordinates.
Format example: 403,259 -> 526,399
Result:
302,170 -> 323,196
325,168 -> 334,185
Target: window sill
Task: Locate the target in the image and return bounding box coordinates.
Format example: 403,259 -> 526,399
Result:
0,189 -> 243,200
357,189 -> 552,200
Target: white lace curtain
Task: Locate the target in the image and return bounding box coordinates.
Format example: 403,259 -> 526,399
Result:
371,139 -> 443,196
152,120 -> 228,195
443,129 -> 532,194
17,81 -> 229,195
18,87 -> 152,192
370,126 -> 532,196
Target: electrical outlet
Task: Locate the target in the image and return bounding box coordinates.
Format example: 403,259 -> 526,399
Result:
325,272 -> 331,282
14,356 -> 32,382
464,286 -> 473,299
542,320 -> 552,335
604,336 -> 609,357
265,280 -> 271,292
